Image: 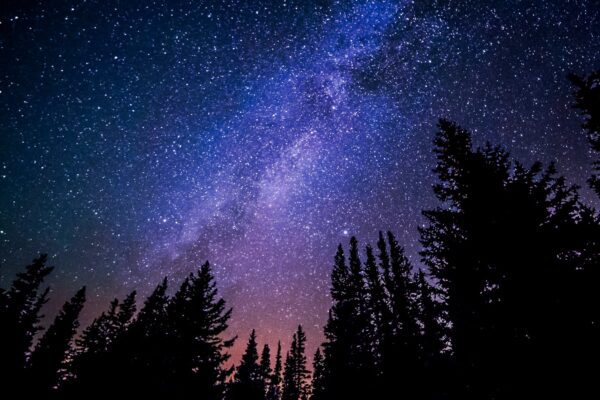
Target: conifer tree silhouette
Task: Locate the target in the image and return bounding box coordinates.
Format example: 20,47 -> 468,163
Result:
27,286 -> 86,394
229,329 -> 264,400
569,70 -> 600,197
0,254 -> 53,391
67,292 -> 134,394
414,270 -> 447,399
110,278 -> 169,396
420,118 -> 599,398
260,343 -> 272,395
310,348 -> 325,400
282,326 -> 309,400
163,262 -> 235,399
384,231 -> 421,397
266,341 -> 283,400
321,238 -> 383,399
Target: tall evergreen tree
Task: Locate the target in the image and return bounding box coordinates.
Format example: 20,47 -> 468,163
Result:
27,286 -> 86,394
115,290 -> 137,331
0,254 -> 53,390
415,270 -> 444,365
267,341 -> 283,400
321,238 -> 381,399
282,326 -> 309,400
260,343 -> 272,394
569,70 -> 600,197
383,232 -> 421,397
414,270 -> 447,398
110,278 -> 170,396
310,348 -> 325,400
420,119 -> 598,398
164,262 -> 235,399
67,296 -> 126,393
229,329 -> 264,400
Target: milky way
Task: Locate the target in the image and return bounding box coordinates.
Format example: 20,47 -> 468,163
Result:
1,0 -> 599,360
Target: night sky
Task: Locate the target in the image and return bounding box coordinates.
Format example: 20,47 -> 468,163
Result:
1,0 -> 599,361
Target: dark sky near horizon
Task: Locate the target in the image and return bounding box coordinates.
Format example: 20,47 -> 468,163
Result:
1,0 -> 599,361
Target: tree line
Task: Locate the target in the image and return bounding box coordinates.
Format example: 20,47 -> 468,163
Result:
1,71 -> 598,399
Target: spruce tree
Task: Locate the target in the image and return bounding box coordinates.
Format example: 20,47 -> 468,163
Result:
27,286 -> 86,394
67,290 -> 137,395
282,326 -> 309,400
310,348 -> 325,400
415,270 -> 444,365
260,343 -> 272,394
321,238 -> 378,399
165,262 -> 235,398
267,341 -> 283,400
384,232 -> 420,397
115,290 -> 136,330
0,254 -> 53,390
414,270 -> 446,398
419,119 -> 596,398
569,70 -> 600,196
111,279 -> 170,396
229,329 -> 263,400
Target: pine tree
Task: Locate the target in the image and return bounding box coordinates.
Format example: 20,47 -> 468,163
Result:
110,278 -> 170,396
115,290 -> 137,330
0,254 -> 53,390
130,277 -> 169,339
415,270 -> 444,365
165,262 -> 235,399
310,348 -> 325,400
260,343 -> 272,394
414,270 -> 447,398
321,238 -> 377,399
66,290 -> 137,395
267,341 -> 283,400
66,297 -> 119,393
229,329 -> 264,400
383,232 -> 421,397
568,70 -> 600,196
282,326 -> 309,400
27,286 -> 86,394
419,119 -> 596,398
419,120 -> 496,398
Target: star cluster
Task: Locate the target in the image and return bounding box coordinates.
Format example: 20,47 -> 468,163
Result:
1,0 -> 599,360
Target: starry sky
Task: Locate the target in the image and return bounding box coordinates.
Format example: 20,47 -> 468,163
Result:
1,0 -> 599,361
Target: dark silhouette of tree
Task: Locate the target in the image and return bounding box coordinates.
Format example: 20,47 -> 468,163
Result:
162,262 -> 235,399
267,341 -> 283,400
0,254 -> 53,391
27,286 -> 86,394
414,269 -> 447,399
415,270 -> 444,365
282,325 -> 309,400
321,239 -> 378,399
260,343 -> 272,395
310,348 -> 325,400
569,70 -> 600,196
109,278 -> 170,396
229,329 -> 264,400
420,118 -> 600,398
67,291 -> 135,394
384,231 -> 421,397
567,69 -> 600,396
115,290 -> 137,330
